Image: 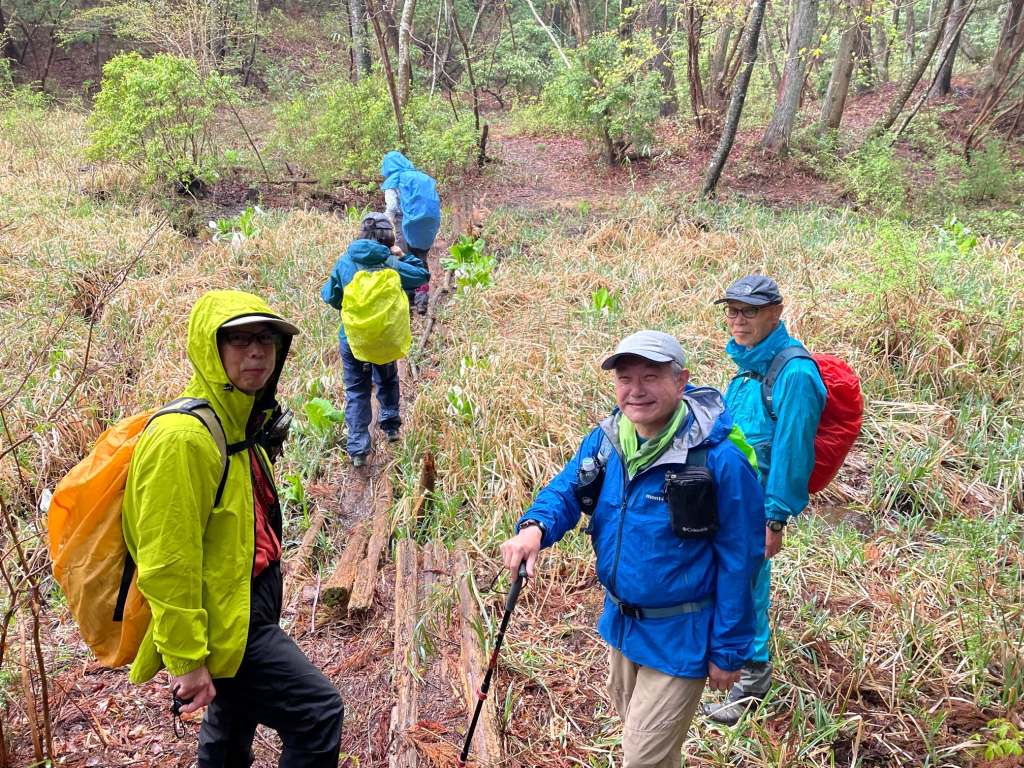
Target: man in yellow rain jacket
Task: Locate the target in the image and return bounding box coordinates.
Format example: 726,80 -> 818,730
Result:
123,290 -> 344,767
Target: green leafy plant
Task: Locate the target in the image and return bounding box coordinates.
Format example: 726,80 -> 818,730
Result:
836,136 -> 907,211
304,396 -> 346,437
445,385 -> 478,420
208,205 -> 265,244
585,287 -> 620,317
973,719 -> 1024,760
87,52 -> 237,188
281,472 -> 309,525
936,215 -> 977,257
441,236 -> 497,294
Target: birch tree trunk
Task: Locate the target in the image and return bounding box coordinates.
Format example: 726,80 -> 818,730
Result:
928,0 -> 964,97
702,0 -> 769,197
761,0 -> 819,153
905,1 -> 916,64
397,0 -> 417,107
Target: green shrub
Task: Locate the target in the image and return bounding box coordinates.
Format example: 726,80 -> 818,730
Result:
837,137 -> 907,211
271,73 -> 477,186
87,52 -> 237,188
961,141 -> 1014,202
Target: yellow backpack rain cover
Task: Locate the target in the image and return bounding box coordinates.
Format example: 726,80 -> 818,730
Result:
342,268 -> 411,365
48,400 -> 226,668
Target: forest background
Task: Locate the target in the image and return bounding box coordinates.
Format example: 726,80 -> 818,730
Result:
2,0 -> 1024,764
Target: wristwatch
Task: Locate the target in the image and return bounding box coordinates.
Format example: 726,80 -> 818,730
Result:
766,518 -> 787,533
516,519 -> 546,535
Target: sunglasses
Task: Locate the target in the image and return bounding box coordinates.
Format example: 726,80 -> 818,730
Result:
220,330 -> 281,347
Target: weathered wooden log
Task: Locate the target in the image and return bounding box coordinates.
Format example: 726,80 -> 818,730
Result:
348,476 -> 394,613
282,505 -> 327,610
389,538 -> 419,768
411,451 -> 436,526
320,525 -> 371,610
455,544 -> 503,766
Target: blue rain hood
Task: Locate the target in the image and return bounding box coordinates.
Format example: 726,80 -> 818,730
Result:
517,385 -> 766,678
379,152 -> 441,251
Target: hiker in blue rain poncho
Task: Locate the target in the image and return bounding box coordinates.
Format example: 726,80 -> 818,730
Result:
702,275 -> 827,726
381,151 -> 441,315
500,331 -> 765,768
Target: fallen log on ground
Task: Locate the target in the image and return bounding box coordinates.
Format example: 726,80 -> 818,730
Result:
455,544 -> 503,766
320,524 -> 371,610
348,476 -> 394,613
389,538 -> 419,768
282,505 -> 327,611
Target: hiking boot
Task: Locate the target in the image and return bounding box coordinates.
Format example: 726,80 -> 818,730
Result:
414,290 -> 429,315
385,429 -> 400,443
702,687 -> 763,726
350,453 -> 369,468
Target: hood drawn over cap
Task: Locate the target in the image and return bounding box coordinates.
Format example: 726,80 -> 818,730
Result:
183,290 -> 297,443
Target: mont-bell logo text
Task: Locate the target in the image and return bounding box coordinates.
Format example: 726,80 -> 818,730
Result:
646,493 -> 665,502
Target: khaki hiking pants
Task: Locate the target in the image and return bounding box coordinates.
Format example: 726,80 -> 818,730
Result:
607,648 -> 706,768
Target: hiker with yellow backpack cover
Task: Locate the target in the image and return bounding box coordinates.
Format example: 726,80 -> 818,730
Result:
321,212 -> 430,467
48,290 -> 344,768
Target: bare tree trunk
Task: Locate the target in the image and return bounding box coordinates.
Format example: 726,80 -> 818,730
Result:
875,2 -> 893,82
760,19 -> 783,89
448,0 -> 480,130
761,0 -> 818,153
702,0 -> 769,197
351,0 -> 372,78
867,0 -> 955,136
706,20 -> 734,114
853,18 -> 874,91
568,0 -> 592,42
905,1 -> 916,64
817,12 -> 858,130
685,3 -> 710,130
620,0 -> 639,47
364,0 -> 405,145
650,0 -> 677,115
980,0 -> 1024,98
397,0 -> 417,106
928,0 -> 964,97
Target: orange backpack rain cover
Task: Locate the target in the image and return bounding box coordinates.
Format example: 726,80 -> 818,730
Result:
48,409 -> 159,667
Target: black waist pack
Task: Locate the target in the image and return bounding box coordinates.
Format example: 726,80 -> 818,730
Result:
663,462 -> 719,540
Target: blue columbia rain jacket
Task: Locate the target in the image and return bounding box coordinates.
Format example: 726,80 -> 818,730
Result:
380,152 -> 441,251
516,386 -> 765,678
724,321 -> 826,522
320,239 -> 429,344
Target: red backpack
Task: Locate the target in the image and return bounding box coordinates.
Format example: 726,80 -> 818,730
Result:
740,346 -> 863,493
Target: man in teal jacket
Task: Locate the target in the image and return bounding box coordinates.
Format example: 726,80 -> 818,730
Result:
703,275 -> 826,725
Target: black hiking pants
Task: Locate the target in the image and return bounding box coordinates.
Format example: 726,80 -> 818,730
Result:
197,561 -> 345,768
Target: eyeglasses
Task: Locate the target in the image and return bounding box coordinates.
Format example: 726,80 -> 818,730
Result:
220,330 -> 281,347
723,306 -> 762,319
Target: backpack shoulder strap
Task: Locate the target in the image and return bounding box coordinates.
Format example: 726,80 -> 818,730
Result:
761,346 -> 816,421
150,398 -> 237,507
686,447 -> 709,468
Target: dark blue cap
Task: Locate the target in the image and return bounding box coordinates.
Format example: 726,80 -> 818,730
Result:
713,275 -> 783,306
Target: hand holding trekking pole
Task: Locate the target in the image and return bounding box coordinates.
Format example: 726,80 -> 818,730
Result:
499,525 -> 542,578
456,561 -> 529,767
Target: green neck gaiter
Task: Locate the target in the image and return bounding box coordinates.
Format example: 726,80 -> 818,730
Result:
619,401 -> 689,477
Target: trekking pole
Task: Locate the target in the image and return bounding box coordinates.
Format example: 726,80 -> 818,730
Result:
456,561 -> 529,767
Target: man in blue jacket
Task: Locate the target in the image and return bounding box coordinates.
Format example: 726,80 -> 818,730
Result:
501,331 -> 765,768
321,213 -> 429,466
703,275 -> 826,726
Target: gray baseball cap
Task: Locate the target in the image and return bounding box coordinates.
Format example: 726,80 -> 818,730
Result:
360,212 -> 394,230
601,331 -> 688,371
714,275 -> 783,306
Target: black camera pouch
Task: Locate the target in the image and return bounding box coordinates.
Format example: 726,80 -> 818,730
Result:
663,464 -> 719,539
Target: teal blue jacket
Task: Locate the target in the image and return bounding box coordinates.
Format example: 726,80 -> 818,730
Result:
725,322 -> 826,522
320,239 -> 429,345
